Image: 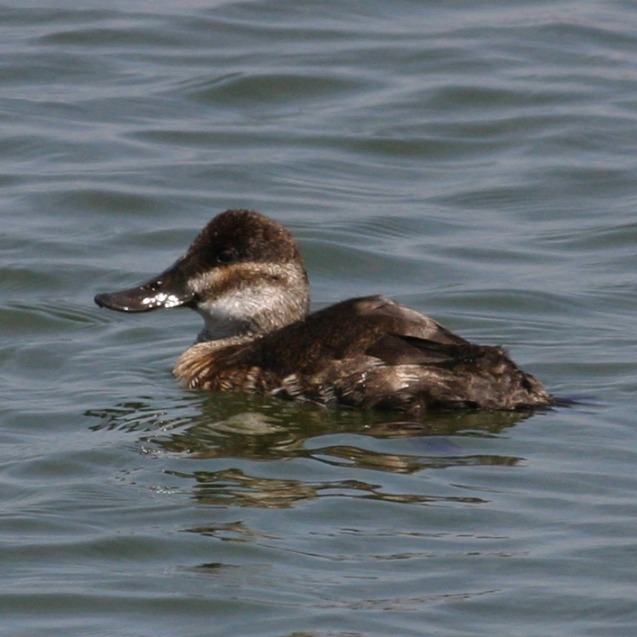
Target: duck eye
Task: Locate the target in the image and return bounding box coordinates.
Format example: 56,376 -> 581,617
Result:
217,249 -> 236,264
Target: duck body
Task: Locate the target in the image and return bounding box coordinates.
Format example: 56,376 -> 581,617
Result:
95,209 -> 552,415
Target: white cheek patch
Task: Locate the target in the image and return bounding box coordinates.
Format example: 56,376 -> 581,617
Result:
141,292 -> 182,308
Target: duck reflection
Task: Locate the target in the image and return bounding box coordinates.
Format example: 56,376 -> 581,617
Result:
87,391 -> 531,510
169,466 -> 490,509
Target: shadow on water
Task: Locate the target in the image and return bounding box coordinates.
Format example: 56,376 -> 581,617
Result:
87,392 -> 533,509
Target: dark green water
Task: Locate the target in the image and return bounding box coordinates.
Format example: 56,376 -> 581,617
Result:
2,2 -> 637,636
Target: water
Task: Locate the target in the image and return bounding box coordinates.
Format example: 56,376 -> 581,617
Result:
2,1 -> 637,635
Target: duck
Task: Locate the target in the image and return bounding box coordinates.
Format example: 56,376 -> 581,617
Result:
95,209 -> 552,416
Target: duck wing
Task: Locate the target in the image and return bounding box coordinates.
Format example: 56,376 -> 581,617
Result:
255,295 -> 470,370
365,333 -> 472,366
345,295 -> 468,347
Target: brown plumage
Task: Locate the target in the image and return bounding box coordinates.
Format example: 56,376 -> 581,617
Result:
95,209 -> 552,416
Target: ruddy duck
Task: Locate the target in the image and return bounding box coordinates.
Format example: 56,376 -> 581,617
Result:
95,209 -> 552,415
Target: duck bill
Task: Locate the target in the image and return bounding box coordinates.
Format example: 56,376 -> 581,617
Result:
94,259 -> 195,313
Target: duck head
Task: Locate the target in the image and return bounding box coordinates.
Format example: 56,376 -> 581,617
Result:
95,209 -> 310,341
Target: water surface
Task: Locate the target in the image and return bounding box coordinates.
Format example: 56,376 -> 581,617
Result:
2,2 -> 637,636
